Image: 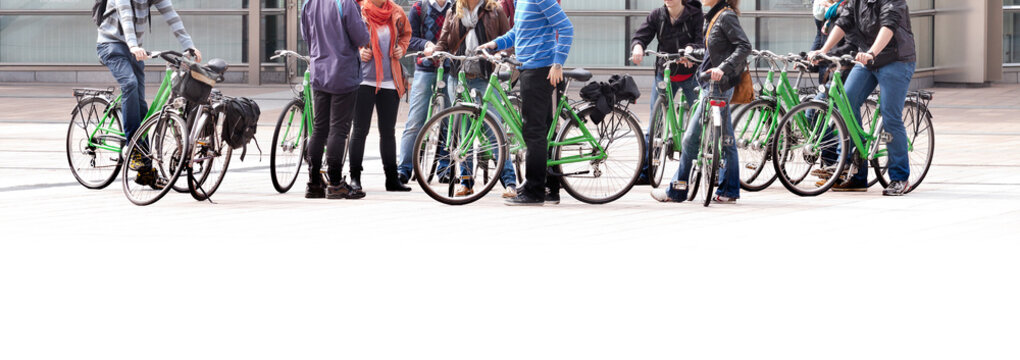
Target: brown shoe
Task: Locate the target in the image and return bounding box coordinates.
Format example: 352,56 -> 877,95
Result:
455,185 -> 474,197
832,180 -> 868,192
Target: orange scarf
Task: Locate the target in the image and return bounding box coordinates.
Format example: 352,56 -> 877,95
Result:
363,0 -> 399,91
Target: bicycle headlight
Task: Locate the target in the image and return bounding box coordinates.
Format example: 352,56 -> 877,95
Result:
456,84 -> 466,95
818,84 -> 827,94
753,83 -> 762,93
764,82 -> 775,92
437,80 -> 446,89
470,88 -> 478,99
657,81 -> 667,91
294,84 -> 303,93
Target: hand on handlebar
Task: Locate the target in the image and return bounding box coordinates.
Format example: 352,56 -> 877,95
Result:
477,41 -> 497,52
186,48 -> 203,63
631,45 -> 645,65
855,51 -> 874,66
807,50 -> 823,65
131,46 -> 149,61
707,67 -> 724,82
423,42 -> 436,57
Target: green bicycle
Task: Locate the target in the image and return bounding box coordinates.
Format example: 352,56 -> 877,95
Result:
413,51 -> 645,205
644,49 -> 703,188
772,53 -> 934,196
268,50 -> 315,193
67,50 -> 184,189
680,76 -> 731,207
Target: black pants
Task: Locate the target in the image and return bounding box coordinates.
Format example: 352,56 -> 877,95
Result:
519,67 -> 561,197
308,89 -> 358,185
349,85 -> 400,178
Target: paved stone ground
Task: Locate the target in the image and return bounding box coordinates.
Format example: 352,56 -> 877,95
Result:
1,83 -> 1018,359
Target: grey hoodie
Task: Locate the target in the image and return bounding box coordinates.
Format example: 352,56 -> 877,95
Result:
300,0 -> 371,94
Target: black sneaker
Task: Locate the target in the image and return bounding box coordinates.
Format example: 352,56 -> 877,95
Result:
882,180 -> 910,196
327,179 -> 366,200
397,172 -> 410,185
832,179 -> 868,192
544,190 -> 560,205
505,192 -> 545,206
134,167 -> 166,190
306,181 -> 325,199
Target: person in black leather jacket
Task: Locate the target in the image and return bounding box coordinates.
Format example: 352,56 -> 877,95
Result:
809,0 -> 916,196
651,0 -> 750,204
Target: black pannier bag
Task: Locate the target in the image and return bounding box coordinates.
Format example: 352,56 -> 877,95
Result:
221,97 -> 261,150
579,74 -> 641,124
172,62 -> 218,104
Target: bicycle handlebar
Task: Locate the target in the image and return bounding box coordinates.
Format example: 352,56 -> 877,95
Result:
644,49 -> 703,64
811,52 -> 863,66
270,49 -> 311,64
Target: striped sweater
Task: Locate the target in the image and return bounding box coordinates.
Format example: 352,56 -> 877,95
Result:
97,0 -> 195,50
493,0 -> 573,69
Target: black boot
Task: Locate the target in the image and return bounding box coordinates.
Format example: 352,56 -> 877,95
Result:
349,172 -> 363,192
305,171 -> 325,199
385,170 -> 411,192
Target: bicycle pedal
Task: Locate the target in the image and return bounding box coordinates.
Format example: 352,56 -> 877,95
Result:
652,159 -> 661,166
672,181 -> 688,191
745,163 -> 757,170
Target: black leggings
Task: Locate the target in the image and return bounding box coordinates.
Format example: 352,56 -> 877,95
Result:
349,85 -> 400,177
307,89 -> 357,185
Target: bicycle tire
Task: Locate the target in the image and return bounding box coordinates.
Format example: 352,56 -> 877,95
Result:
732,98 -> 780,192
413,105 -> 507,205
423,94 -> 447,183
187,111 -> 232,201
554,104 -> 644,204
873,99 -> 934,194
271,99 -> 307,193
702,123 -> 721,207
121,112 -> 187,206
860,99 -> 885,188
771,101 -> 850,197
67,96 -> 122,189
647,97 -> 672,188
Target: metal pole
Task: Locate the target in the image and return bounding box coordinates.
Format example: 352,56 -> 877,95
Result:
249,3 -> 263,85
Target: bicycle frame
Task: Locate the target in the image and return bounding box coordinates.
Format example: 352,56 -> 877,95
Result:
84,68 -> 176,153
659,63 -> 700,154
277,68 -> 314,149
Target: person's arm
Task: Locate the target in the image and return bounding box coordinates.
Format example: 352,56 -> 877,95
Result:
713,12 -> 750,80
344,0 -> 371,48
394,13 -> 412,58
629,11 -> 657,65
152,1 -> 197,55
300,2 -> 310,47
857,1 -> 904,64
542,0 -> 573,67
492,25 -> 516,52
407,3 -> 429,52
111,0 -> 144,59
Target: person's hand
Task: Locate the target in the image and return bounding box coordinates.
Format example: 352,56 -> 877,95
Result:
423,42 -> 436,57
856,51 -> 874,65
187,48 -> 203,63
360,47 -> 373,62
680,58 -> 694,68
477,41 -> 497,52
548,64 -> 563,86
807,50 -> 823,64
393,45 -> 405,59
707,67 -> 724,82
630,44 -> 644,65
130,46 -> 149,61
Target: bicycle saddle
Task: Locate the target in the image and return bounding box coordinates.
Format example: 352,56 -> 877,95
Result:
563,68 -> 592,82
205,58 -> 229,76
498,71 -> 512,82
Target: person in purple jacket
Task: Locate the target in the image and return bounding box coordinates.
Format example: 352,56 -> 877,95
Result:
300,0 -> 371,200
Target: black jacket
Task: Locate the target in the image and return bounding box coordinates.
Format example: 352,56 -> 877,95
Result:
695,2 -> 751,92
630,2 -> 704,76
834,0 -> 916,64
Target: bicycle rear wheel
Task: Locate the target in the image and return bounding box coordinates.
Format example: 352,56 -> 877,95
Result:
772,101 -> 850,196
67,97 -> 122,189
413,106 -> 507,205
122,112 -> 187,206
555,105 -> 644,204
874,99 -> 934,193
271,99 -> 307,193
188,111 -> 232,201
733,98 -> 780,192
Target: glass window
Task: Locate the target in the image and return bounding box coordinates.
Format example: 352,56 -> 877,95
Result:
1007,11 -> 1020,64
566,15 -> 626,67
0,15 -> 97,63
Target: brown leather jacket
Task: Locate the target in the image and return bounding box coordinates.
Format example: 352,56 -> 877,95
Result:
435,2 -> 511,59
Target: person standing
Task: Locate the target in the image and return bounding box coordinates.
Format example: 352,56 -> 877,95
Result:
301,0 -> 371,199
396,0 -> 453,184
629,0 -> 704,185
349,0 -> 413,192
427,0 -> 518,198
97,0 -> 202,189
651,0 -> 750,204
481,0 -> 573,206
809,0 -> 916,196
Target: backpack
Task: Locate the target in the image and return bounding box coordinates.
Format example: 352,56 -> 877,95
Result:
579,74 -> 641,124
221,97 -> 261,151
93,0 -> 154,35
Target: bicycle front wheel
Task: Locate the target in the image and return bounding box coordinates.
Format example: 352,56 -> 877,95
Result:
772,101 -> 850,196
647,97 -> 674,188
271,99 -> 307,193
188,112 -> 232,201
413,105 -> 507,205
67,96 -> 122,189
121,112 -> 187,206
732,99 -> 780,192
554,105 -> 644,204
874,99 -> 934,193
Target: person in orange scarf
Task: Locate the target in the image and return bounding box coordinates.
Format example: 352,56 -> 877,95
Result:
350,0 -> 412,192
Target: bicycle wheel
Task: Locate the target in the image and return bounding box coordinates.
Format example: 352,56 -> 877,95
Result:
271,99 -> 307,193
732,98 -> 780,192
647,97 -> 672,188
188,111 -> 233,201
421,94 -> 448,183
702,123 -> 721,207
67,97 -> 122,189
860,99 -> 885,188
554,105 -> 644,204
506,94 -> 526,185
413,105 -> 507,205
874,99 -> 934,194
121,112 -> 187,206
772,101 -> 850,196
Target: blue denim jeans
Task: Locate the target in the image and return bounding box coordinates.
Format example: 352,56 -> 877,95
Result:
666,85 -> 739,201
641,74 -> 699,180
843,62 -> 915,182
448,76 -> 517,188
398,71 -> 447,178
97,42 -> 147,143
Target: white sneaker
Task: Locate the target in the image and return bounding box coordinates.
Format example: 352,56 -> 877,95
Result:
650,189 -> 675,203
